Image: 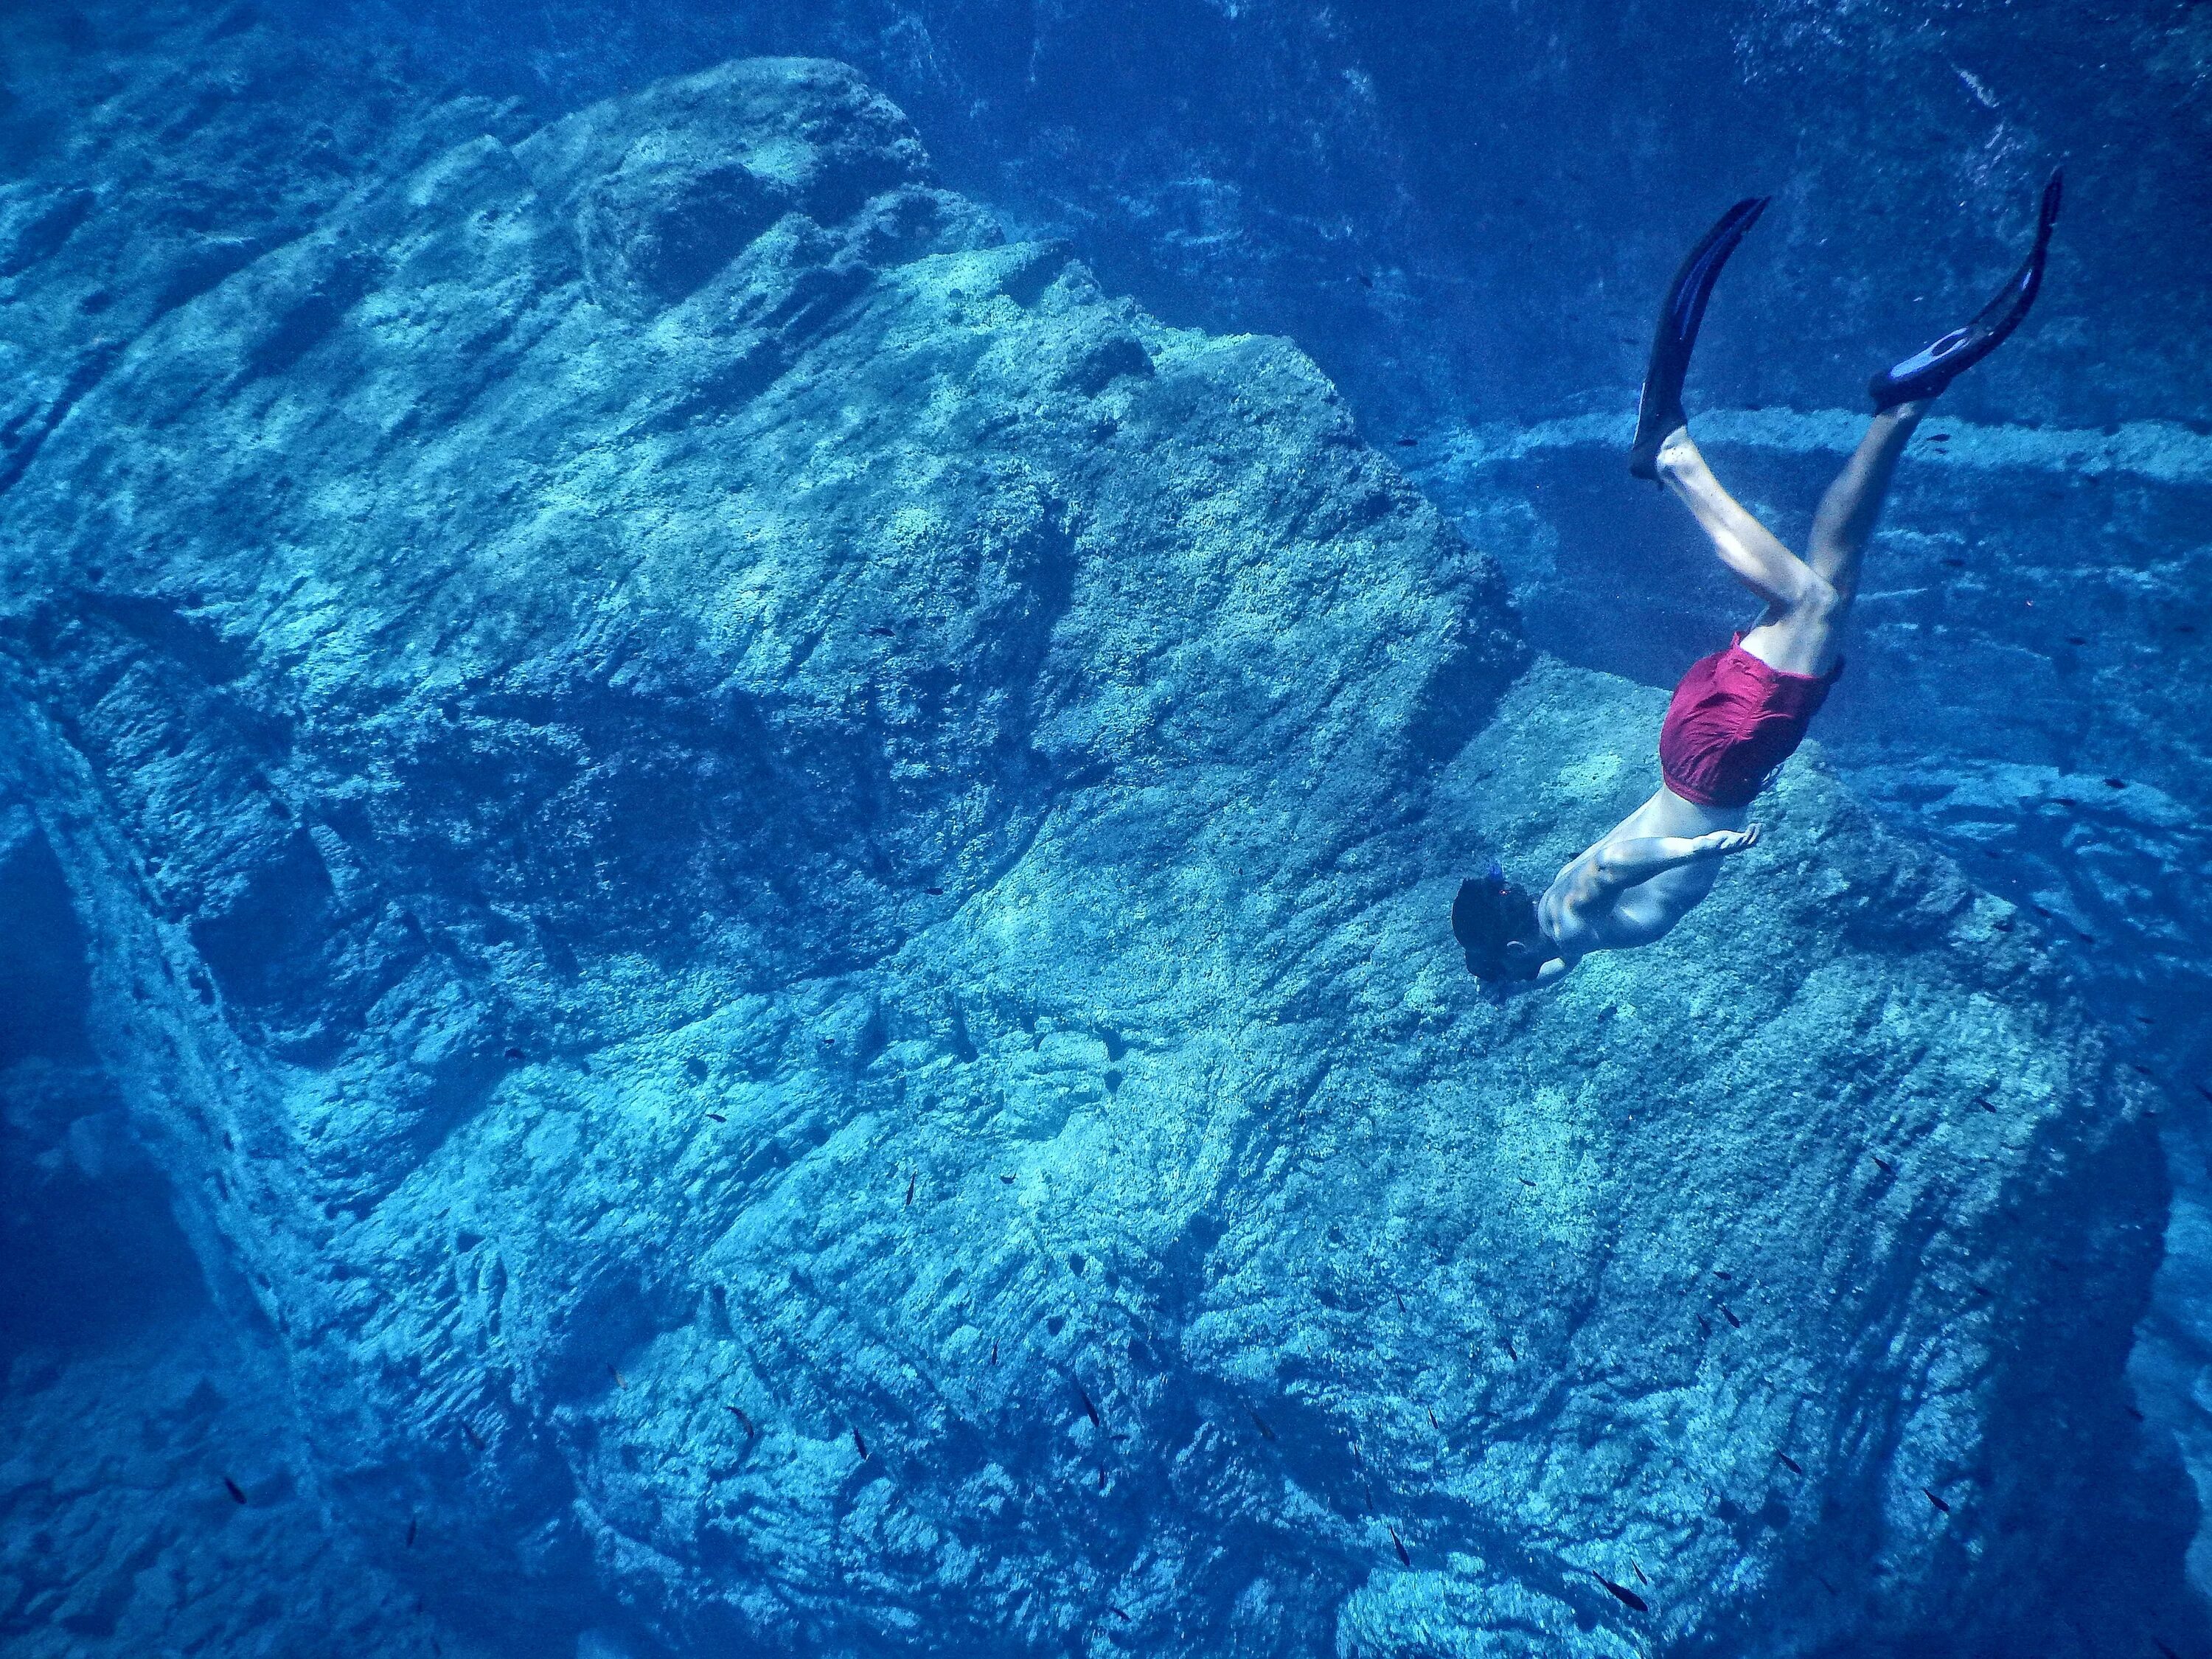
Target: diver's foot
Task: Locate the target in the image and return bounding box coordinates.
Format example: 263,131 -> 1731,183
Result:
1650,423 -> 1697,479
1869,167 -> 2062,410
1630,195 -> 1770,481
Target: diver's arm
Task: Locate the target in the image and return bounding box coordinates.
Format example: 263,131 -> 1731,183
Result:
1588,827 -> 1760,893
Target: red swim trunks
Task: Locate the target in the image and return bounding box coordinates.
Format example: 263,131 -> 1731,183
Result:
1658,634 -> 1841,809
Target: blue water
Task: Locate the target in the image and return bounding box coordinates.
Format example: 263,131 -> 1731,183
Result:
4,2 -> 2210,1655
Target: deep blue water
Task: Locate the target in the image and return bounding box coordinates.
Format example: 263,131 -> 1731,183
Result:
4,2 -> 2211,1655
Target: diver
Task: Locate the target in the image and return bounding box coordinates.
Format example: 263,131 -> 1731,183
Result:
1455,170 -> 2062,984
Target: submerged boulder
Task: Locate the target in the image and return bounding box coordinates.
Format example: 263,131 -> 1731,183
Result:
0,24 -> 2196,1658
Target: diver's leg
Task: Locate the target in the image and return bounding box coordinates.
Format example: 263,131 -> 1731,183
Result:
1654,428 -> 1828,619
1806,400 -> 1928,602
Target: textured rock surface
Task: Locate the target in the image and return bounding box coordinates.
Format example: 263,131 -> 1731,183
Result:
0,7 -> 2202,1656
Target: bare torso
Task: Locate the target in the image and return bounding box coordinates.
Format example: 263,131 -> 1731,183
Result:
1533,786 -> 1756,977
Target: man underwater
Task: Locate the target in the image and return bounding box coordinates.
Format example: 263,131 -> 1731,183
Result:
1455,170 -> 2063,985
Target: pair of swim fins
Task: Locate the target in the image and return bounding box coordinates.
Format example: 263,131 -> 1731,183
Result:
1627,168 -> 2064,480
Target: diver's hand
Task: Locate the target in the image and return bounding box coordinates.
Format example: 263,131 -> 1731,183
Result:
1690,824 -> 1761,858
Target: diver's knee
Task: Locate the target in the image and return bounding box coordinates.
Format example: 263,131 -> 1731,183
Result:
1795,574 -> 1845,621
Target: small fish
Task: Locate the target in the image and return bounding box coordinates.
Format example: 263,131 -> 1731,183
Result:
1251,1409 -> 1276,1441
990,1340 -> 999,1366
1517,1177 -> 1537,1188
868,625 -> 894,637
1871,1155 -> 1895,1175
705,1112 -> 727,1123
1096,1466 -> 1106,1490
725,1404 -> 757,1436
223,1477 -> 247,1506
1593,1571 -> 1647,1613
1000,1173 -> 1016,1184
2154,1641 -> 2182,1659
1502,1336 -> 1517,1361
1697,1316 -> 1711,1338
2065,636 -> 2088,646
1816,1573 -> 1839,1596
1427,1408 -> 1441,1433
2104,776 -> 2126,789
2126,1405 -> 2146,1422
1922,1486 -> 1950,1514
1631,1560 -> 1649,1586
905,1172 -> 915,1207
461,1422 -> 486,1450
1078,1384 -> 1102,1427
1393,1291 -> 1406,1313
852,1427 -> 869,1460
2197,1084 -> 2212,1105
1719,1304 -> 1741,1329
609,1365 -> 628,1389
1107,1606 -> 1133,1623
1396,437 -> 1418,448
1941,557 -> 1966,568
925,886 -> 945,895
1387,1523 -> 1412,1567
1970,1285 -> 1992,1299
406,1517 -> 417,1548
1979,1099 -> 1998,1114
1711,1270 -> 1732,1281
1775,1452 -> 1804,1475
1356,273 -> 1375,290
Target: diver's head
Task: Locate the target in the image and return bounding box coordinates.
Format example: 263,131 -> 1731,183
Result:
1452,863 -> 1559,984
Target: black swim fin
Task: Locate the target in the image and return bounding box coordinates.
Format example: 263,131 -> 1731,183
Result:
1868,167 -> 2062,410
1629,195 -> 1770,481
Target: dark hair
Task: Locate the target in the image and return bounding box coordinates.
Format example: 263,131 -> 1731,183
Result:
1453,863 -> 1547,981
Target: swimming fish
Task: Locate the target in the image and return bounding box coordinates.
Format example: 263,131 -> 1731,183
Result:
609,1366 -> 627,1389
1251,1410 -> 1276,1441
926,886 -> 945,895
1078,1384 -> 1102,1427
1871,1155 -> 1895,1175
1503,1336 -> 1517,1360
705,1113 -> 727,1123
1387,1523 -> 1411,1567
1427,1408 -> 1441,1433
1107,1606 -> 1133,1623
905,1173 -> 915,1207
461,1422 -> 486,1450
852,1427 -> 870,1460
990,1340 -> 999,1366
406,1517 -> 417,1548
1631,1561 -> 1649,1586
1719,1305 -> 1741,1329
869,625 -> 894,637
1775,1452 -> 1804,1475
1922,1487 -> 1950,1514
1593,1572 -> 1647,1613
223,1477 -> 247,1505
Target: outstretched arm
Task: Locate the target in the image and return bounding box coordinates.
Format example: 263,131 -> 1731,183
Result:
1587,825 -> 1761,894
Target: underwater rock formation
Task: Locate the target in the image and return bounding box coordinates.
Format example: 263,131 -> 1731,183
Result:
0,9 -> 2201,1655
